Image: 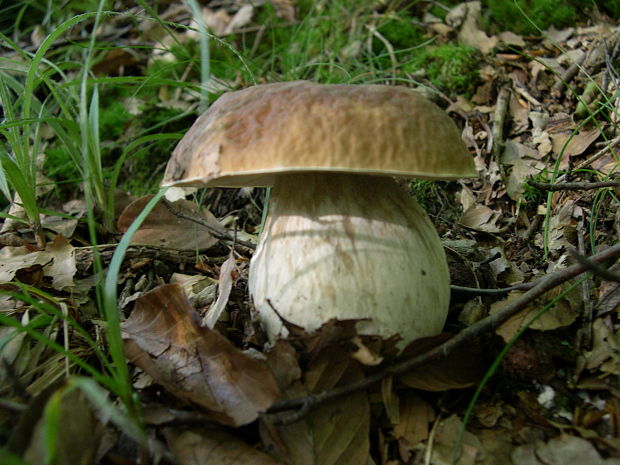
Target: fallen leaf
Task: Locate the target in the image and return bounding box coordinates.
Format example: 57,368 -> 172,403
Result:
224,4 -> 254,35
393,393 -> 435,446
0,246 -> 49,282
399,334 -> 488,391
122,284 -> 280,426
170,273 -> 217,308
583,318 -> 617,372
460,204 -> 501,232
269,0 -> 296,21
262,348 -> 371,465
165,428 -> 284,465
117,196 -> 223,251
265,341 -> 302,391
534,200 -> 579,252
512,434 -> 620,465
23,385 -> 101,465
493,290 -> 578,342
498,31 -> 525,48
550,128 -> 600,158
449,1 -> 498,54
430,415 -> 482,465
0,235 -> 76,289
44,235 -> 76,290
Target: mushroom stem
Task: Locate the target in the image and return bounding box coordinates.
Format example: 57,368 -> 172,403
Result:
249,173 -> 450,347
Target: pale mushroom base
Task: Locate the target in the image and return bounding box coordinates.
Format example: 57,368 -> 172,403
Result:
248,173 -> 451,347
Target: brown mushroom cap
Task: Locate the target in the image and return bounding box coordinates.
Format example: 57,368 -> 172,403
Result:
161,81 -> 475,188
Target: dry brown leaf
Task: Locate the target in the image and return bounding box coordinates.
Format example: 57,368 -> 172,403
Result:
534,200 -> 580,252
493,290 -> 578,342
122,283 -> 280,426
550,128 -> 601,158
117,196 -> 222,251
261,348 -> 371,465
44,235 -> 76,290
0,235 -> 76,289
498,31 -> 525,48
169,273 -> 217,308
448,1 -> 498,54
399,334 -> 488,391
431,415 -> 482,465
224,4 -> 254,35
265,341 -> 302,392
460,204 -> 501,232
165,428 -> 284,465
597,268 -> 620,315
508,93 -> 530,135
0,246 -> 48,282
41,214 -> 79,238
584,318 -> 618,372
393,393 -> 435,445
23,386 -> 101,465
512,434 -> 620,465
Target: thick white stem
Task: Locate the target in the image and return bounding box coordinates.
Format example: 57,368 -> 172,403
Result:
249,173 -> 450,347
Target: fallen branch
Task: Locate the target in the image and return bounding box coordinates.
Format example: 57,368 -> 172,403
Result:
265,243 -> 620,422
528,179 -> 620,191
74,244 -> 229,271
569,248 -> 620,282
491,86 -> 511,162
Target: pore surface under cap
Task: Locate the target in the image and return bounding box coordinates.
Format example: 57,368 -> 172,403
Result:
162,81 -> 476,188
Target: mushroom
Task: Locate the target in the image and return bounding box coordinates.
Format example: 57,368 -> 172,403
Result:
162,81 -> 476,347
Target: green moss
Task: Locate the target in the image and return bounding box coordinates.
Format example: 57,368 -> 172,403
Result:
405,44 -> 481,97
98,96 -> 131,141
376,13 -> 424,50
482,0 -> 585,35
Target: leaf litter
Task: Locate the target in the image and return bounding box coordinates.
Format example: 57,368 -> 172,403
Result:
1,1 -> 620,464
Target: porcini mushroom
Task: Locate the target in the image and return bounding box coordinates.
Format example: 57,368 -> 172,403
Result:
162,81 -> 476,347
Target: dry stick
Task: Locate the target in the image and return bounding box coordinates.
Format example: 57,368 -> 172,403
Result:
491,86 -> 511,163
450,282 -> 534,296
552,52 -> 586,92
528,179 -> 620,191
74,244 -> 230,270
266,243 -> 620,422
569,248 -> 620,282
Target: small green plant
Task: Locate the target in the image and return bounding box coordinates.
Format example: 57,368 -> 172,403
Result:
410,179 -> 440,212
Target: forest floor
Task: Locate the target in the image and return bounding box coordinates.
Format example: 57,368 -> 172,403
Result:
1,1 -> 620,464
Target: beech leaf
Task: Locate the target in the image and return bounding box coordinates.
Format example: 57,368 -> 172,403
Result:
122,283 -> 280,426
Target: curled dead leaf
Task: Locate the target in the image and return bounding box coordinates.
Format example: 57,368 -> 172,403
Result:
122,284 -> 280,426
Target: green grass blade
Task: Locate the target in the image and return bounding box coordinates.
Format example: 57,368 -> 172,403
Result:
103,188 -> 167,412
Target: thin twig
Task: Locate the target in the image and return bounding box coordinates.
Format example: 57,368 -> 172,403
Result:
162,199 -> 256,250
450,282 -> 534,296
265,244 -> 620,422
528,179 -> 620,191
